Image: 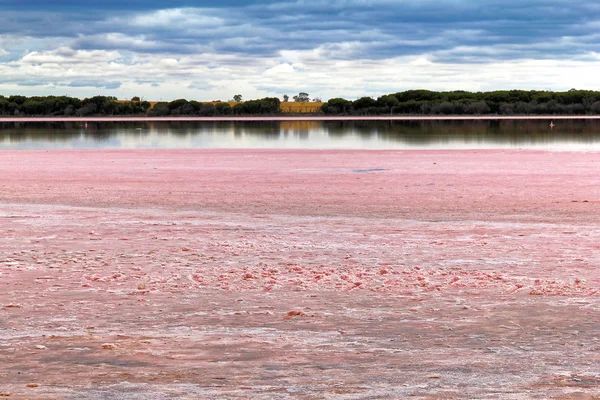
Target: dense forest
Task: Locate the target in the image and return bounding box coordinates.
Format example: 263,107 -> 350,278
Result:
3,90 -> 600,116
0,95 -> 151,116
321,89 -> 600,116
0,95 -> 280,117
149,97 -> 280,116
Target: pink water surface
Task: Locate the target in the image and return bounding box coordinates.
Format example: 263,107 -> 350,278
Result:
0,115 -> 590,122
1,149 -> 600,399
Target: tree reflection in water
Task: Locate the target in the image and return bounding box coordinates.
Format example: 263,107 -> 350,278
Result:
2,119 -> 600,150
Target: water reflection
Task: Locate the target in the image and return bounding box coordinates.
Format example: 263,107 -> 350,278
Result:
1,119 -> 600,150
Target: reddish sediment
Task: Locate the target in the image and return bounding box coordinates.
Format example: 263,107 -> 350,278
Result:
1,149 -> 600,398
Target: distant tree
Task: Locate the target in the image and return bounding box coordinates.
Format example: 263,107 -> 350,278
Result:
103,101 -> 119,115
140,101 -> 151,111
80,96 -> 114,115
293,92 -> 310,102
312,97 -> 321,102
187,101 -> 202,115
353,97 -> 378,113
436,101 -> 456,115
283,94 -> 289,102
233,94 -> 243,102
215,102 -> 232,115
321,98 -> 352,115
546,99 -> 560,114
377,94 -> 399,114
131,96 -> 140,102
178,101 -> 197,115
591,101 -> 600,114
167,99 -> 189,115
8,95 -> 27,105
149,102 -> 170,116
0,97 -> 8,115
75,103 -> 97,117
464,101 -> 490,115
233,97 -> 280,115
7,102 -> 19,115
199,103 -> 216,116
583,97 -> 595,112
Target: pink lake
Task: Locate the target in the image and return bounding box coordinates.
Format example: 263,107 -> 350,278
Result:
1,149 -> 600,399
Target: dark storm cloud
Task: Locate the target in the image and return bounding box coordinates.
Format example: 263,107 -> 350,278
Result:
2,1 -> 600,62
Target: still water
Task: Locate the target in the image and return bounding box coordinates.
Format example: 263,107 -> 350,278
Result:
2,119 -> 600,150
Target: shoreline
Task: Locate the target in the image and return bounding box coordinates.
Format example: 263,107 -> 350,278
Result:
0,115 -> 597,122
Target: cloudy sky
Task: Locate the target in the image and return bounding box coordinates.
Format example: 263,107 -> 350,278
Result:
1,0 -> 599,101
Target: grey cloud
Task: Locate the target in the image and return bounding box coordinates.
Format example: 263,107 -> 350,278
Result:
68,80 -> 122,89
72,35 -> 204,54
134,79 -> 160,85
188,82 -> 215,90
3,1 -> 600,65
16,80 -> 49,86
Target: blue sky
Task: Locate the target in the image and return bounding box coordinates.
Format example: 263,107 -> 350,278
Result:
1,0 -> 599,101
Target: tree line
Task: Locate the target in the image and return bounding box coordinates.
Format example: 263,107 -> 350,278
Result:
321,89 -> 600,116
0,95 -> 282,117
0,95 -> 152,116
149,97 -> 280,116
5,90 -> 600,117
